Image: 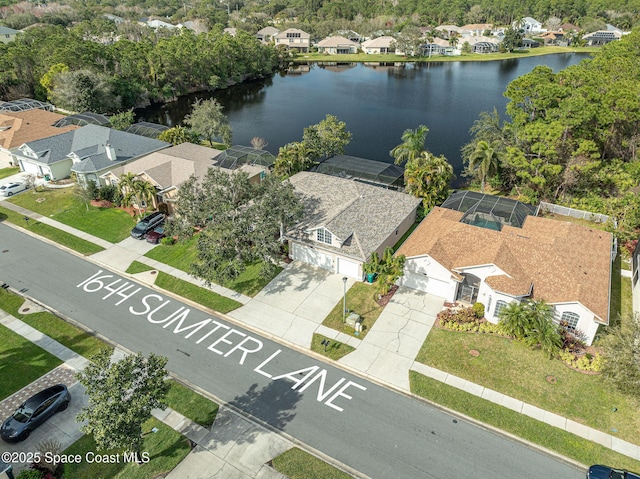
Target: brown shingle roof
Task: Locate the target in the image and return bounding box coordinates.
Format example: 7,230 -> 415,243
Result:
397,207 -> 612,322
0,110 -> 79,150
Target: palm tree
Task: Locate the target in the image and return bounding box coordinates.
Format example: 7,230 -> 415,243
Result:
119,173 -> 156,218
448,36 -> 459,52
390,125 -> 429,165
497,301 -> 529,340
523,300 -> 562,358
404,152 -> 453,209
467,140 -> 503,192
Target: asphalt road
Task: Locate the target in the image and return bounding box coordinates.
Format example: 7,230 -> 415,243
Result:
0,223 -> 586,479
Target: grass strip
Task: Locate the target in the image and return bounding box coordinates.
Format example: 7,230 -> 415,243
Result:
165,380 -> 219,428
126,260 -> 154,274
0,166 -> 20,179
0,206 -> 105,255
410,371 -> 640,472
322,282 -> 383,339
155,271 -> 242,313
272,447 -> 352,479
0,288 -> 110,359
310,333 -> 355,361
0,323 -> 62,401
62,418 -> 191,479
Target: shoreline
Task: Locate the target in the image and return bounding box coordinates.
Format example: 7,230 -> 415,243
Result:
291,46 -> 598,64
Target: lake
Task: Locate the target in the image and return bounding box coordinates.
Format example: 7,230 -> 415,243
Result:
137,54 -> 590,181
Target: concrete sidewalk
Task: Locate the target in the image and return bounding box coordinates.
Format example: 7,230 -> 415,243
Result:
3,201 -> 640,467
0,310 -> 295,478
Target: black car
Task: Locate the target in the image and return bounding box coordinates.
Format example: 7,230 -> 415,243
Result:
587,465 -> 640,479
1,384 -> 71,442
130,211 -> 165,239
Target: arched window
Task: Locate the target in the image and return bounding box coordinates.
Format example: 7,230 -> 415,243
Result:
561,311 -> 580,331
494,300 -> 508,318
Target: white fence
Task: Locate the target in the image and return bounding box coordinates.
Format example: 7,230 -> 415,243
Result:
538,202 -> 614,226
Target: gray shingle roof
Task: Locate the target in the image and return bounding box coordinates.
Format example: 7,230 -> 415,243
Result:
21,124 -> 168,173
286,172 -> 421,261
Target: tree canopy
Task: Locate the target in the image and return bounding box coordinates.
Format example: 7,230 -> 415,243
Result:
184,98 -> 232,146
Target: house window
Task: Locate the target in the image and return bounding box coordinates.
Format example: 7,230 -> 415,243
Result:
493,300 -> 508,319
486,296 -> 492,315
560,311 -> 579,331
316,228 -> 332,245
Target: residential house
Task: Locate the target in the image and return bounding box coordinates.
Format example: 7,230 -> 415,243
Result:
516,17 -> 544,34
396,192 -> 613,346
0,26 -> 20,44
285,172 -> 421,280
141,18 -> 177,30
422,37 -> 457,56
317,35 -> 359,54
558,23 -> 581,33
101,143 -> 223,212
461,23 -> 493,36
337,30 -> 362,43
463,36 -> 500,53
582,30 -> 623,45
256,26 -> 279,43
538,31 -> 566,46
633,238 -> 640,315
12,124 -> 169,185
0,110 -> 79,166
435,25 -> 464,38
361,36 -> 396,54
274,28 -> 311,53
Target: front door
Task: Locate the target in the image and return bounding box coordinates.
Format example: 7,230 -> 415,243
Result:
456,274 -> 480,303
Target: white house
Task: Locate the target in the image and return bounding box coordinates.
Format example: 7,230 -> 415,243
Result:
396,192 -> 613,345
317,35 -> 359,54
285,172 -> 421,280
361,36 -> 396,54
516,17 -> 544,34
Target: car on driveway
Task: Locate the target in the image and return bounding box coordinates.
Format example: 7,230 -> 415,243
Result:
131,211 -> 165,239
1,384 -> 71,442
587,465 -> 640,479
146,226 -> 166,244
0,182 -> 29,197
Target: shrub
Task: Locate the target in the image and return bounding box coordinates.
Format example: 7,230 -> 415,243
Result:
472,302 -> 485,318
161,236 -> 175,245
158,202 -> 169,215
97,184 -> 119,203
16,469 -> 44,479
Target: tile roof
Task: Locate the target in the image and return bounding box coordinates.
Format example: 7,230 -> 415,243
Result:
318,35 -> 359,48
286,172 -> 421,261
0,110 -> 78,150
397,207 -> 612,322
361,36 -> 395,48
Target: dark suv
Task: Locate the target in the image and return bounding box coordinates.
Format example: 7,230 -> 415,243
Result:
131,211 -> 165,239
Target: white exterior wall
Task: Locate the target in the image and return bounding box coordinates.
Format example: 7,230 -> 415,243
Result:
552,302 -> 600,346
400,255 -> 457,300
483,290 -> 519,323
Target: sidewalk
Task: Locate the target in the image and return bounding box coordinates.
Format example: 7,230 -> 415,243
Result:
0,310 -> 292,479
3,200 -> 640,466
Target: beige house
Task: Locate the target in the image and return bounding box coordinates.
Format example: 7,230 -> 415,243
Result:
361,36 -> 396,54
274,28 -> 311,52
256,26 -> 279,43
317,35 -> 359,54
0,26 -> 19,44
0,110 -> 79,166
397,193 -> 613,346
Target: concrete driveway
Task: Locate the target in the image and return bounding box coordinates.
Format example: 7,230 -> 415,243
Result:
228,262 -> 355,348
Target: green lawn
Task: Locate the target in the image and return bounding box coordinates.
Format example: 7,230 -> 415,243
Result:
155,272 -> 242,313
310,334 -> 355,361
415,327 -> 640,446
7,187 -> 135,242
322,282 -> 383,338
166,380 -> 219,428
0,323 -> 62,401
62,418 -> 191,479
0,288 -> 110,359
0,166 -> 19,179
410,372 -> 640,473
0,206 -> 105,255
146,237 -> 282,297
609,253 -> 632,329
272,447 -> 352,479
126,260 -> 154,274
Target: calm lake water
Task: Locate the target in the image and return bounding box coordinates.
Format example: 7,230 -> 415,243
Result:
137,54 -> 590,181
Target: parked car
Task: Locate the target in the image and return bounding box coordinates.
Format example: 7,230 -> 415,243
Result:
587,465 -> 640,479
130,211 -> 165,239
146,226 -> 166,244
1,384 -> 71,442
0,181 -> 28,197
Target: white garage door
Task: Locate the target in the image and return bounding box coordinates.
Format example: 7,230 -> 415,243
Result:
401,272 -> 450,298
337,257 -> 360,279
19,160 -> 39,175
290,243 -> 332,270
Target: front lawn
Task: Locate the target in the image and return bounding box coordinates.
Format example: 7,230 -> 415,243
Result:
310,334 -> 355,361
272,447 -> 352,479
62,418 -> 191,479
0,288 -> 110,359
155,272 -> 242,313
322,282 -> 383,338
165,380 -> 219,428
410,371 -> 640,472
7,187 -> 135,242
415,327 -> 640,446
146,237 -> 282,297
0,323 -> 62,400
0,206 -> 105,255
0,166 -> 19,179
